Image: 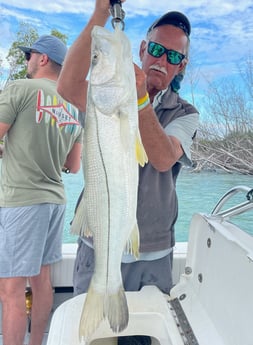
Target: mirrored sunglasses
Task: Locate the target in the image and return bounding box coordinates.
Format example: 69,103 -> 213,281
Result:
148,41 -> 186,65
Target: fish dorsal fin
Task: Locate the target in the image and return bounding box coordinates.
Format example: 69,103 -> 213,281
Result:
124,223 -> 140,259
71,195 -> 92,237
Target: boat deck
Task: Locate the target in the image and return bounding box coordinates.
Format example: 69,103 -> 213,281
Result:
0,242 -> 188,345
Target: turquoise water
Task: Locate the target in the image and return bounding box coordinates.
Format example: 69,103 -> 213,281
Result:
176,169 -> 253,241
62,169 -> 253,243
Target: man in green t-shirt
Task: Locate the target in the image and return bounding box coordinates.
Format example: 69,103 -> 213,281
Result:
0,35 -> 83,345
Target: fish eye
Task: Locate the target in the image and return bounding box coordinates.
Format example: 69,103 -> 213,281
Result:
92,51 -> 99,65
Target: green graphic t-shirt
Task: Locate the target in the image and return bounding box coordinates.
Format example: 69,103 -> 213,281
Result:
0,78 -> 83,207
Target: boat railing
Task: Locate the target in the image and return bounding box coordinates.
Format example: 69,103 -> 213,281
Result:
211,185 -> 253,219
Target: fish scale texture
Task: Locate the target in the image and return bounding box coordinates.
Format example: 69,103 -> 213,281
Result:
71,25 -> 147,341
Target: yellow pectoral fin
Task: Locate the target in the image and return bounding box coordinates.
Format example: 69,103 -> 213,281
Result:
135,130 -> 148,167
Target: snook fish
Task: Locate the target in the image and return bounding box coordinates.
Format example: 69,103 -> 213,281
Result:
71,25 -> 147,340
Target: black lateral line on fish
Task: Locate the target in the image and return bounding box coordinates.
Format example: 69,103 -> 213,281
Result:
94,109 -> 111,289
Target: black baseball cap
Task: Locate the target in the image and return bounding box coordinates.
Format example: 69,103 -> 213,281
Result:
147,11 -> 191,36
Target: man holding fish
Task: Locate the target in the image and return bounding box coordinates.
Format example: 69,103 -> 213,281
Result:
58,0 -> 199,343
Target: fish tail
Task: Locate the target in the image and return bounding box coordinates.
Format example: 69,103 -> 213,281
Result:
79,284 -> 129,340
135,129 -> 148,167
79,283 -> 104,341
105,285 -> 129,333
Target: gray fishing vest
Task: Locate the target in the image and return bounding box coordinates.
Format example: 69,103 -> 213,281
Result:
137,87 -> 198,252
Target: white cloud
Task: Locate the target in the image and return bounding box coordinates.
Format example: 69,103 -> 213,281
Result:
1,0 -> 253,102
3,0 -> 251,16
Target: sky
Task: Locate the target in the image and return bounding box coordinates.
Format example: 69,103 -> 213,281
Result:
1,0 -> 253,115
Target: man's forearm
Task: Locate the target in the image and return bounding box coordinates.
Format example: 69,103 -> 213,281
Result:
57,1 -> 111,110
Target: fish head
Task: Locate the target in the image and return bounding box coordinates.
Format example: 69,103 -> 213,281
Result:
90,26 -> 119,86
89,26 -> 135,115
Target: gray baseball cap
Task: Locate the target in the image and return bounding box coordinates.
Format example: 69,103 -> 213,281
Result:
147,11 -> 191,36
18,35 -> 67,66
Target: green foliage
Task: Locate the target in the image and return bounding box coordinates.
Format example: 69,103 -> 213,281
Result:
50,30 -> 68,45
6,22 -> 39,81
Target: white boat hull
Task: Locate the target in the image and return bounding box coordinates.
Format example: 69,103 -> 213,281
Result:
46,211 -> 253,345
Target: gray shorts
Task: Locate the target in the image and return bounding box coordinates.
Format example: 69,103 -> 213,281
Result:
73,239 -> 173,296
0,203 -> 66,277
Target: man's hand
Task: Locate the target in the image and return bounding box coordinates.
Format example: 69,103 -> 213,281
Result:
94,0 -> 126,17
134,63 -> 148,100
